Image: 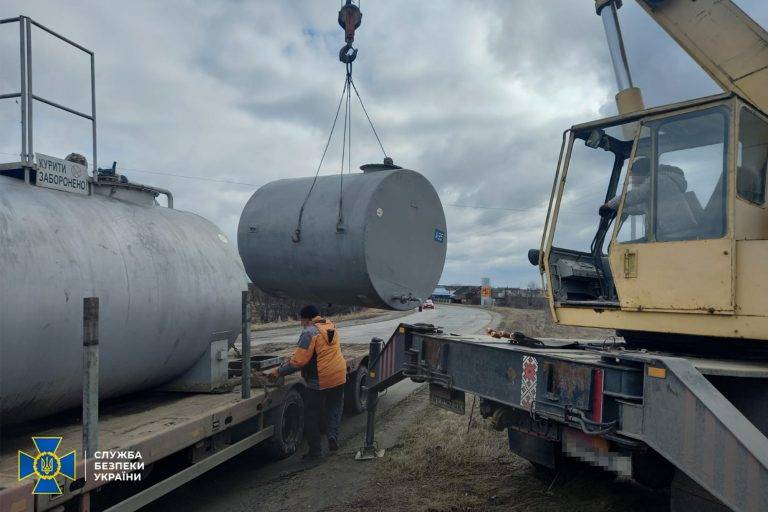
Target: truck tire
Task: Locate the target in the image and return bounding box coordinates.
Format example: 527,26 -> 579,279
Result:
260,388 -> 304,460
345,364 -> 368,414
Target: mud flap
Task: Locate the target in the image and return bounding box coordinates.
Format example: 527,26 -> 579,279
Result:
429,383 -> 465,415
508,429 -> 559,469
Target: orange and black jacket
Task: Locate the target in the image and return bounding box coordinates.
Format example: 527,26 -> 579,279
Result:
277,316 -> 347,390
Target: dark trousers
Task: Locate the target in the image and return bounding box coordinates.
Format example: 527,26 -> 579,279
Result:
304,384 -> 345,454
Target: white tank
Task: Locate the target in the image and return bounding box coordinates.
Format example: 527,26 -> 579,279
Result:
0,173 -> 247,423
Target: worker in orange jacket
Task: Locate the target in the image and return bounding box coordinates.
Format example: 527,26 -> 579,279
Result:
270,305 -> 347,459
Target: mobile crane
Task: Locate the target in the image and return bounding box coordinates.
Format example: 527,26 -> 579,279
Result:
544,0 -> 768,349
362,2 -> 768,511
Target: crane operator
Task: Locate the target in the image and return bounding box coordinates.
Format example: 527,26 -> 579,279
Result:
599,157 -> 698,240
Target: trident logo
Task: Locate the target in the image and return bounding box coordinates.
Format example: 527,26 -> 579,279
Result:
40,455 -> 55,475
18,437 -> 76,494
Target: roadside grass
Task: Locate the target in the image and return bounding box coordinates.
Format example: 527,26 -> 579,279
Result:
330,395 -> 667,512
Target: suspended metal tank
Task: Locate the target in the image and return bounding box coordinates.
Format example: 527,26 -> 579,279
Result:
238,165 -> 447,310
0,173 -> 247,423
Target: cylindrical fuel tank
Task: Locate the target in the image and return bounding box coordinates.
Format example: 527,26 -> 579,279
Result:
0,175 -> 247,423
238,167 -> 447,310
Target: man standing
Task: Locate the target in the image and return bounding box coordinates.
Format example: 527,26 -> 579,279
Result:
270,305 -> 347,459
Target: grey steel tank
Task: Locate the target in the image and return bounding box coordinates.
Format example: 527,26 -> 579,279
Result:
0,173 -> 247,423
238,164 -> 447,310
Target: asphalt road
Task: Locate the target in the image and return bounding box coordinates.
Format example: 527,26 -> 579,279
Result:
251,303 -> 499,346
145,305 -> 498,512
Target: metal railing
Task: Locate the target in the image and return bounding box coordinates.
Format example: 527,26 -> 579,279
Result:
0,15 -> 97,184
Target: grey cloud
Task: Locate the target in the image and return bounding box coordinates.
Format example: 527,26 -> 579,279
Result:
1,0 -> 764,288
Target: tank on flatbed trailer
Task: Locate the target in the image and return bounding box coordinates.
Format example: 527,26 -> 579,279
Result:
0,172 -> 246,423
0,15 -> 376,512
0,338 -> 371,512
0,16 -> 247,424
363,324 -> 768,512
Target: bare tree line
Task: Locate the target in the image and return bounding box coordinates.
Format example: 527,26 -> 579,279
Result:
248,284 -> 364,324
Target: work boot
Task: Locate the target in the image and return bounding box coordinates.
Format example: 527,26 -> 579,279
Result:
328,437 -> 339,452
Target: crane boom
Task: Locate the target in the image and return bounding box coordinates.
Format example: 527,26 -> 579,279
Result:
636,0 -> 768,113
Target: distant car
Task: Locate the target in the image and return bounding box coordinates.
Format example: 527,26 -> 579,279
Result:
422,299 -> 435,309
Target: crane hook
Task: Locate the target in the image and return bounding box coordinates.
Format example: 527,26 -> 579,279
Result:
339,44 -> 358,65
338,0 -> 362,64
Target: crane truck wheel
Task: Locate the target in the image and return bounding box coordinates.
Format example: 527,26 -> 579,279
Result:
345,363 -> 369,414
259,388 -> 304,460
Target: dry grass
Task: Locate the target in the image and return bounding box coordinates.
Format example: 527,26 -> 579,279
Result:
328,394 -> 667,512
494,306 -> 616,341
385,397 -> 519,481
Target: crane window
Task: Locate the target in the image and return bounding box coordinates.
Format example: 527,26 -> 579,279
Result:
737,108 -> 768,206
616,130 -> 651,243
654,108 -> 728,241
552,125 -> 634,252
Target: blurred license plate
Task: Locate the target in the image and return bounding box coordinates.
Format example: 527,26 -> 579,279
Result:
429,383 -> 465,414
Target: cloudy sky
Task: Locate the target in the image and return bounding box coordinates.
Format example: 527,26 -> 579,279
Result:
1,0 -> 767,288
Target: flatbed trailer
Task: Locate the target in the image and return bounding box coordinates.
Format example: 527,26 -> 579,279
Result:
364,324 -> 768,512
0,342 -> 370,512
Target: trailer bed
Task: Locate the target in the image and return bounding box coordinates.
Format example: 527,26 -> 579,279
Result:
0,375 -> 297,511
0,341 -> 370,512
425,333 -> 768,378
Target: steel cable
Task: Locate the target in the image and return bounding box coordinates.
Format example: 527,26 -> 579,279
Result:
349,78 -> 388,159
293,77 -> 349,242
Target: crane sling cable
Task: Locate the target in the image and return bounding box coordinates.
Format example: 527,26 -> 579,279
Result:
293,0 -> 389,242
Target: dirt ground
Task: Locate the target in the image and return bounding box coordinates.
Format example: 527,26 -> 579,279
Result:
493,305 -> 617,341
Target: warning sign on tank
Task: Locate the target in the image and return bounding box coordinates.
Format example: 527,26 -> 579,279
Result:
35,153 -> 89,195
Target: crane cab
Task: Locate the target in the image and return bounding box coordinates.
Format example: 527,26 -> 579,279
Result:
540,93 -> 768,346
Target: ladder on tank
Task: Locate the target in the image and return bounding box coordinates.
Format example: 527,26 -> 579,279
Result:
0,15 -> 97,185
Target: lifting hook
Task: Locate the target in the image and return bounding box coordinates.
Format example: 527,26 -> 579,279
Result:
339,44 -> 358,65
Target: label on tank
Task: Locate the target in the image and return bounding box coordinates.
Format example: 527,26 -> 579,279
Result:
434,229 -> 445,243
35,153 -> 89,195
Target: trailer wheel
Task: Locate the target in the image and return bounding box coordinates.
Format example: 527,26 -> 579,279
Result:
345,364 -> 368,414
260,388 -> 304,460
